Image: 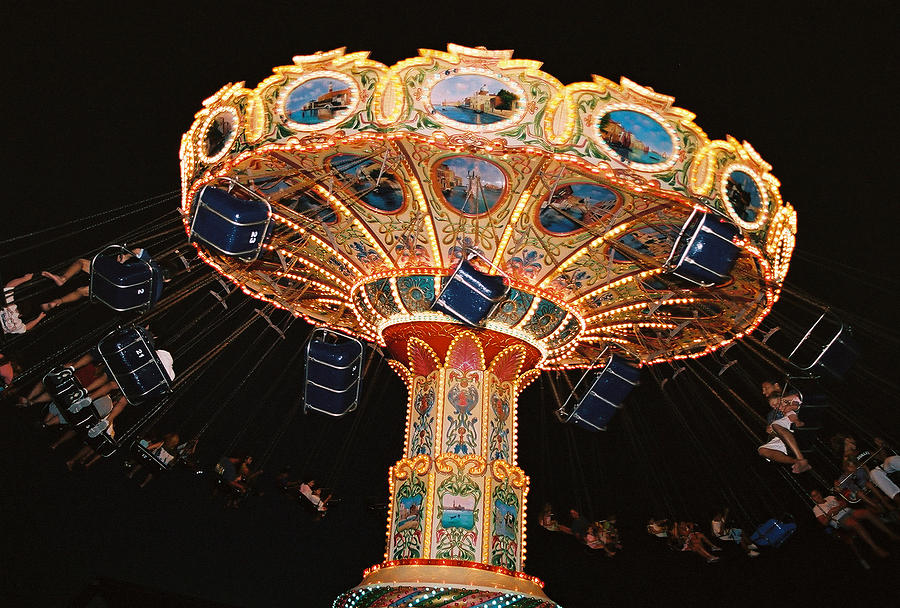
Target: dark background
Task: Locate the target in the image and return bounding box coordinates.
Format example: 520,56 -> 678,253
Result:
3,2 -> 898,606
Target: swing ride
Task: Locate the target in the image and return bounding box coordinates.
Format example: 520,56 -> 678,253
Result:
178,45 -> 798,607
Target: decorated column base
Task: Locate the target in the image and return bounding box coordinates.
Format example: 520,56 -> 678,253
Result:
334,560 -> 559,608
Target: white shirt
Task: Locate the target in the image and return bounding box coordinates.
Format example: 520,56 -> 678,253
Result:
299,483 -> 325,510
1,304 -> 25,334
813,496 -> 852,528
156,350 -> 175,381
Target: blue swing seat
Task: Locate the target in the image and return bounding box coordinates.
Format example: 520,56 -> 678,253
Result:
561,354 -> 641,432
97,325 -> 172,405
665,209 -> 740,286
133,440 -> 176,472
90,245 -> 164,312
189,184 -> 272,261
750,518 -> 797,548
788,312 -> 858,378
42,367 -> 115,429
432,258 -> 509,326
304,328 -> 364,417
43,367 -> 91,424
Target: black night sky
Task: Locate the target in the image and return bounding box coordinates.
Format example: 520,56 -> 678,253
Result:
3,2 -> 898,607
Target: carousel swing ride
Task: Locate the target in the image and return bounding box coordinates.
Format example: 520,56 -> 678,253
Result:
179,44 -> 798,607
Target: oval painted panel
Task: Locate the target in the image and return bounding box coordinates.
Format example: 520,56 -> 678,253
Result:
330,154 -> 405,213
610,225 -> 679,263
661,303 -> 723,319
640,275 -> 670,291
257,180 -> 338,224
285,77 -> 353,125
598,110 -> 674,165
205,111 -> 235,158
538,183 -> 618,234
435,156 -> 506,215
284,193 -> 338,224
430,74 -> 519,126
725,170 -> 763,223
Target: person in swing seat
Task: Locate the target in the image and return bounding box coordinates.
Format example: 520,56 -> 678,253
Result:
711,507 -> 760,558
674,520 -> 723,563
810,489 -> 899,558
834,457 -> 898,516
38,248 -> 153,311
832,433 -> 900,510
757,379 -> 811,473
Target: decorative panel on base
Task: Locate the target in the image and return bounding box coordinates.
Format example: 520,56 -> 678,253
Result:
334,561 -> 559,608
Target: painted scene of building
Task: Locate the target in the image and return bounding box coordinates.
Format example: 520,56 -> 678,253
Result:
538,183 -> 618,234
440,494 -> 476,529
434,156 -> 506,215
598,110 -> 674,164
330,154 -> 404,212
396,494 -> 423,531
431,75 -> 519,125
285,77 -> 352,125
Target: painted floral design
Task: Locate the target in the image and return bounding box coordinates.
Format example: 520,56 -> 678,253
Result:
444,372 -> 480,455
410,382 -> 435,456
488,384 -> 511,462
350,241 -> 380,265
395,234 -> 429,266
508,249 -> 542,280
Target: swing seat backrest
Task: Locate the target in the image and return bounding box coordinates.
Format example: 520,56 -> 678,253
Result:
665,210 -> 740,286
304,328 -> 364,417
432,258 -> 509,326
567,355 -> 641,432
190,186 -> 272,262
90,245 -> 159,312
43,367 -> 91,427
787,312 -> 858,377
97,326 -> 171,405
43,367 -> 85,409
133,441 -> 174,472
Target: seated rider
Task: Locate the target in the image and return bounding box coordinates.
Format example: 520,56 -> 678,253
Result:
539,503 -> 560,531
1,274 -> 47,334
298,479 -> 332,513
22,355 -> 105,409
127,432 -> 182,487
79,345 -> 174,402
566,508 -> 591,542
833,433 -> 900,510
597,516 -> 622,557
55,392 -> 127,470
646,518 -> 669,538
810,489 -> 899,559
1,353 -> 23,396
711,507 -> 760,557
675,520 -> 723,563
835,457 -> 897,515
757,379 -> 811,473
216,456 -> 258,497
584,524 -> 605,551
40,248 -> 154,310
